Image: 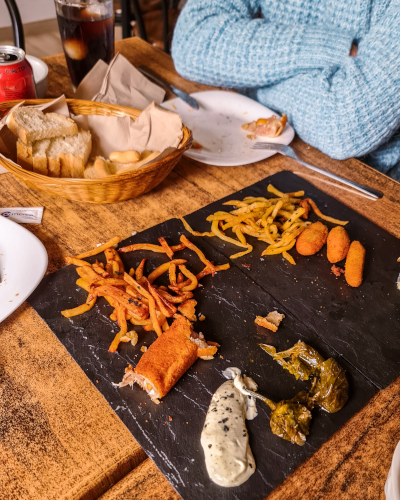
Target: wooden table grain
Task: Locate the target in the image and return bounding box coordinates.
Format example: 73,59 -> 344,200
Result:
0,37 -> 399,500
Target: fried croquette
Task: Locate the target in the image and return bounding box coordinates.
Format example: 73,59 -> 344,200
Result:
296,221 -> 328,256
345,241 -> 366,287
327,226 -> 350,263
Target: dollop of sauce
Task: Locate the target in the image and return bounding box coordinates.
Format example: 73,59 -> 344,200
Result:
201,368 -> 257,487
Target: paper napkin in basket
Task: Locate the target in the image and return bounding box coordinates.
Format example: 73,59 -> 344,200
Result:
75,53 -> 166,109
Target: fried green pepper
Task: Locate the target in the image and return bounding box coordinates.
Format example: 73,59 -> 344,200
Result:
260,341 -> 349,413
238,384 -> 313,446
309,358 -> 349,413
269,391 -> 313,446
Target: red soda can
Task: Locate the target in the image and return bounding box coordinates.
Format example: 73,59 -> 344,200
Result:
0,45 -> 37,103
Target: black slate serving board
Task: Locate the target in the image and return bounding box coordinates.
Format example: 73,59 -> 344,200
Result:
28,171 -> 399,500
184,171 -> 400,390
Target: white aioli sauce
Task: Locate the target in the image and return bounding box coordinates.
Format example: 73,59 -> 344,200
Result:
201,368 -> 257,487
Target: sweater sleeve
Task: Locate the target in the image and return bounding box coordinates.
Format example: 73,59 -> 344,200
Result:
171,0 -> 353,88
255,1 -> 400,160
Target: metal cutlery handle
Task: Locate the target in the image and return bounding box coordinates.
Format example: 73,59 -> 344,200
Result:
137,65 -> 174,94
137,65 -> 200,110
292,157 -> 383,199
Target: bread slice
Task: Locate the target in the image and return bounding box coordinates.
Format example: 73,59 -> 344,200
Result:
32,139 -> 51,175
47,129 -> 92,178
94,157 -> 113,178
7,107 -> 78,145
17,138 -> 50,175
83,161 -> 98,179
16,139 -> 32,171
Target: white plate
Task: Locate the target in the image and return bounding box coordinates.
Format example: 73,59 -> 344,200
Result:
26,55 -> 49,98
0,216 -> 48,323
386,441 -> 400,500
162,90 -> 294,166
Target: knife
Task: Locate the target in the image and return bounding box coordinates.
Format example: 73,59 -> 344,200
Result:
137,65 -> 200,110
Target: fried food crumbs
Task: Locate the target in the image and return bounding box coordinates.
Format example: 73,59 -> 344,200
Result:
242,264 -> 251,268
255,311 -> 285,332
220,355 -> 224,359
141,346 -> 148,353
199,314 -> 206,321
331,265 -> 345,277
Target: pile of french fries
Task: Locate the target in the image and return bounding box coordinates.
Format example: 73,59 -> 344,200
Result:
181,183 -> 347,265
62,235 -> 230,353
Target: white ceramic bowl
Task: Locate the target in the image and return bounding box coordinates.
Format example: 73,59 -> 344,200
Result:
26,55 -> 48,98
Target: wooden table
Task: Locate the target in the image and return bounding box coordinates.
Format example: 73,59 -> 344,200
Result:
1,37 -> 399,500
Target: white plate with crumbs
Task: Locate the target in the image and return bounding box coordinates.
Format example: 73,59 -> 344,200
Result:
0,216 -> 47,323
162,90 -> 295,167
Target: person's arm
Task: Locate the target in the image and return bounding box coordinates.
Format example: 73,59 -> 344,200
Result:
255,2 -> 400,160
172,0 -> 353,88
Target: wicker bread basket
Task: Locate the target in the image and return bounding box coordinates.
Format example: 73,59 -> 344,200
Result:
0,99 -> 192,204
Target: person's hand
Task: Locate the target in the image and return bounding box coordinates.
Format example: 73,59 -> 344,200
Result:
350,43 -> 358,57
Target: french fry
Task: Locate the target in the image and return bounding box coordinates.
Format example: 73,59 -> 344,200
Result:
93,278 -> 127,287
178,265 -> 198,291
261,240 -> 296,256
105,248 -> 125,278
76,278 -> 90,292
130,317 -> 152,326
157,289 -> 194,303
230,245 -> 253,259
123,273 -> 162,336
180,235 -> 217,275
162,320 -> 169,331
75,236 -> 120,259
94,284 -> 148,319
267,184 -> 286,198
148,259 -> 187,284
305,198 -> 348,225
281,207 -> 306,231
170,243 -> 186,252
147,281 -> 177,318
76,266 -> 104,285
65,257 -> 91,267
169,262 -> 177,286
92,261 -> 109,277
119,243 -> 167,254
180,216 -> 214,237
195,263 -> 230,281
108,306 -> 128,352
282,251 -> 296,265
211,220 -> 248,249
158,237 -> 174,259
135,259 -> 147,281
61,300 -> 96,318
129,268 -> 135,277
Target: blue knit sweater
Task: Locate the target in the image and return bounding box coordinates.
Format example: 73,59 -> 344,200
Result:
172,0 -> 400,181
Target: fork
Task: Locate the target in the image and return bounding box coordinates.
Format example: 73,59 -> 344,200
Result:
251,143 -> 383,199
